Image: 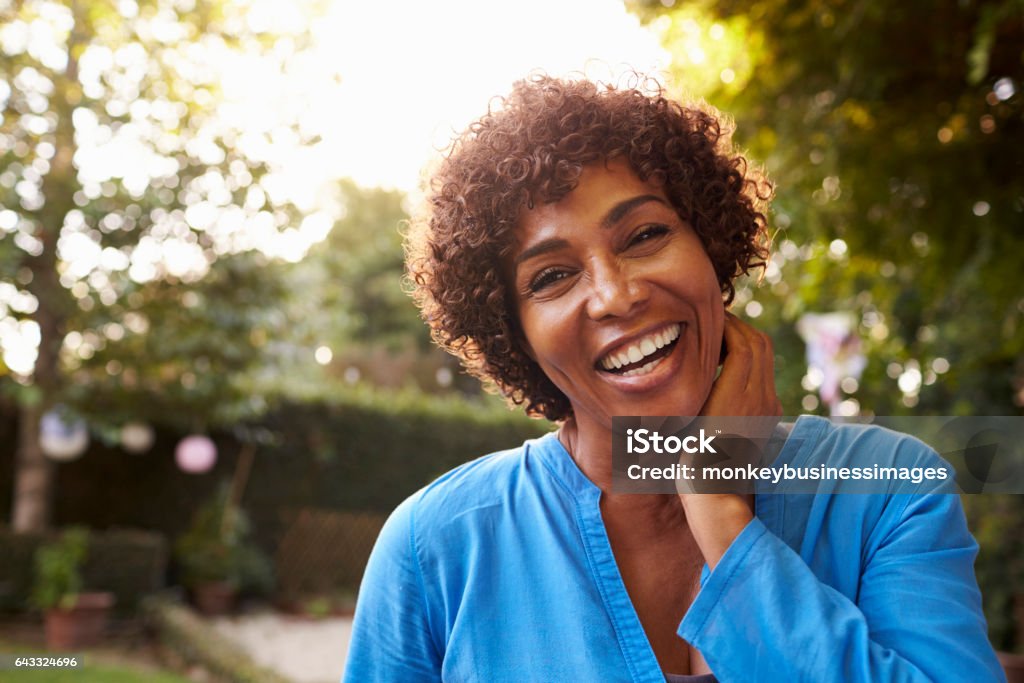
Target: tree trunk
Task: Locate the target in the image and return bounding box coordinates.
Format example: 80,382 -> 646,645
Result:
9,0 -> 84,532
11,402 -> 52,531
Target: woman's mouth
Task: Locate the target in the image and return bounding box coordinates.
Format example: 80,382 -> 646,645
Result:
597,323 -> 682,377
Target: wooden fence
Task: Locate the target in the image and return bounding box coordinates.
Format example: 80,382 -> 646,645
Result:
274,508 -> 385,604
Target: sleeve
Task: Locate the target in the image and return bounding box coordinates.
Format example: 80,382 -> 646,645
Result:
342,495 -> 442,683
677,491 -> 1006,682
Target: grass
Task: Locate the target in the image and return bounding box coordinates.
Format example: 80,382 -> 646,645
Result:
1,661 -> 193,682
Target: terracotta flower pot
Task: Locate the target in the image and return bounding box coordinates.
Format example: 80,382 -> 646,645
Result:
191,580 -> 237,615
44,592 -> 115,651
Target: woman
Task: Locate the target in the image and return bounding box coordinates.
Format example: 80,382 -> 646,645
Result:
343,75 -> 1004,682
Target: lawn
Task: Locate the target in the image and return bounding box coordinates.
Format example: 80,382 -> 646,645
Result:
1,661 -> 193,682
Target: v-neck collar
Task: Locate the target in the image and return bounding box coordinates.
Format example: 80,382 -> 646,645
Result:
530,415 -> 826,682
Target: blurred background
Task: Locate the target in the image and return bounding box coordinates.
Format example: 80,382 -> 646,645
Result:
0,1 -> 1021,681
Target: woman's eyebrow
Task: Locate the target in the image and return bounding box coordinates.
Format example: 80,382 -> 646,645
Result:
600,194 -> 667,229
514,238 -> 570,267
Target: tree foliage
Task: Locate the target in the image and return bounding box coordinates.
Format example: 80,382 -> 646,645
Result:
292,180 -> 427,353
0,0 -> 315,528
630,0 -> 1024,416
1,0 -> 316,418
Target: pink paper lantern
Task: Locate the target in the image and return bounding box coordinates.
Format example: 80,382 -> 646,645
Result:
175,435 -> 217,474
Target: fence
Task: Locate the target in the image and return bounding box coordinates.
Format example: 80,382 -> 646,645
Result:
274,508 -> 385,606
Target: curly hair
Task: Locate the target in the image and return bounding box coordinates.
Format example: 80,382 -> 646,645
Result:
405,74 -> 772,421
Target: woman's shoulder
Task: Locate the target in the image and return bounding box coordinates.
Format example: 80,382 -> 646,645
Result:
784,414 -> 954,483
762,417 -> 970,586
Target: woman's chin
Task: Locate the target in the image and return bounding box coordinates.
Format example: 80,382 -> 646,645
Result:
596,356 -> 713,417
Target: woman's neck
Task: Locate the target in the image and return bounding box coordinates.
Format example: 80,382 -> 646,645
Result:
558,416 -> 615,491
559,416 -> 692,535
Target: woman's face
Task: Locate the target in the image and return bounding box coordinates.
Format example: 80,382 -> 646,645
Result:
508,160 -> 725,432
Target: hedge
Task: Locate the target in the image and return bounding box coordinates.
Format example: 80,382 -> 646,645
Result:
0,527 -> 167,613
0,390 -> 551,585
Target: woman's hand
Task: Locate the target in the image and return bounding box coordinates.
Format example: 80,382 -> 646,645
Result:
701,312 -> 782,419
680,313 -> 782,569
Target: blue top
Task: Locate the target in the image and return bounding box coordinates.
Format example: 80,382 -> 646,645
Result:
343,416 -> 1005,682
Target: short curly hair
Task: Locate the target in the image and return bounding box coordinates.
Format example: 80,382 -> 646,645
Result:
406,74 -> 772,421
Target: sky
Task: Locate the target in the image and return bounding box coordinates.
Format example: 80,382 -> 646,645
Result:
291,0 -> 669,192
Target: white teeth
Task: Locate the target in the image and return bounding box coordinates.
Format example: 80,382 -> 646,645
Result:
627,346 -> 643,363
621,359 -> 660,377
599,323 -> 682,372
606,352 -> 625,370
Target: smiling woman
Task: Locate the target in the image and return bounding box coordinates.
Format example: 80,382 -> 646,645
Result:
510,161 -> 726,430
343,75 -> 1005,682
405,75 -> 770,423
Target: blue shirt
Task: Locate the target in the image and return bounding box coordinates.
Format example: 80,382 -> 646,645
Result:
343,415 -> 1005,682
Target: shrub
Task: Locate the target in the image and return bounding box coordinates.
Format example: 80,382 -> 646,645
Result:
0,527 -> 167,614
31,527 -> 89,611
174,487 -> 272,596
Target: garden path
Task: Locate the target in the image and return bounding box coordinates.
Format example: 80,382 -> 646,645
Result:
211,611 -> 352,683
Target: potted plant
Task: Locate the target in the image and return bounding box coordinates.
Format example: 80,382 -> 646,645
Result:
174,487 -> 272,615
31,527 -> 115,650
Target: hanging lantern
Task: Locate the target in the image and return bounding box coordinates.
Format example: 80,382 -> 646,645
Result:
39,409 -> 89,462
120,422 -> 155,454
175,434 -> 217,474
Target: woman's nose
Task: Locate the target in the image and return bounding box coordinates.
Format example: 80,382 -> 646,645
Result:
585,260 -> 648,320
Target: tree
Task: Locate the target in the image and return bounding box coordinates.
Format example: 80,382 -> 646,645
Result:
629,0 -> 1024,416
276,179 -> 482,397
299,180 -> 426,353
0,0 -> 315,530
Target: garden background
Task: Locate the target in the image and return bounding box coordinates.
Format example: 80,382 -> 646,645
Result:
1,0 -> 1022,680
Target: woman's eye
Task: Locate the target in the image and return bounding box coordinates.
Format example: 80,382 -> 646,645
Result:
629,224 -> 670,246
528,268 -> 571,293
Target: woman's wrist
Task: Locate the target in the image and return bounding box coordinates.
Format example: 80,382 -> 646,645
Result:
679,493 -> 754,570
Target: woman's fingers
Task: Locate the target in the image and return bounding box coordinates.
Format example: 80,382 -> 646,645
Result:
755,326 -> 783,416
741,318 -> 783,416
695,315 -> 782,482
716,313 -> 753,388
701,313 -> 781,417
